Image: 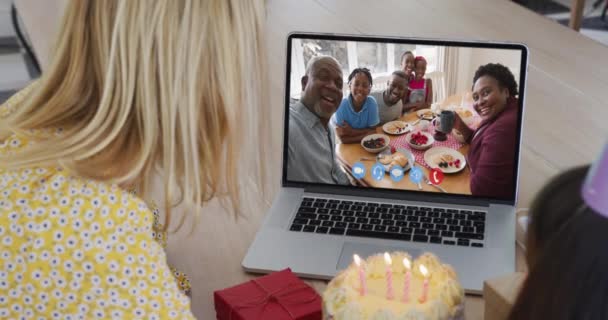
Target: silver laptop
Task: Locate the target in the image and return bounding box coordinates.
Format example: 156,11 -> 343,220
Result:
243,33 -> 528,293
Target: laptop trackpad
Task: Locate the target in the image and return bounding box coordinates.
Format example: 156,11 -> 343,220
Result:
336,242 -> 422,271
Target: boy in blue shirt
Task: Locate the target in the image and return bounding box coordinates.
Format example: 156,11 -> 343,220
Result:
332,68 -> 380,143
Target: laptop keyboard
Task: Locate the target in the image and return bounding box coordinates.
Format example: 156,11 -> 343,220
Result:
289,197 -> 486,248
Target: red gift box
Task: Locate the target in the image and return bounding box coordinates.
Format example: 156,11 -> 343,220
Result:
214,268 -> 322,320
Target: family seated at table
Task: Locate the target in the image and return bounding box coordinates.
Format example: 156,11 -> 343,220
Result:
288,53 -> 520,200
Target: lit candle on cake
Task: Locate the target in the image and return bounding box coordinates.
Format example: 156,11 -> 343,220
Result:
402,257 -> 411,303
384,252 -> 394,300
419,264 -> 430,303
353,254 -> 367,296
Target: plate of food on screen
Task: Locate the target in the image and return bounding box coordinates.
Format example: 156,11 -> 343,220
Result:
377,147 -> 413,173
416,109 -> 436,120
361,133 -> 390,153
382,121 -> 411,135
424,146 -> 466,174
405,131 -> 434,151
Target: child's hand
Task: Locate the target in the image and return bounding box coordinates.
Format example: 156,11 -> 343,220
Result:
336,121 -> 355,137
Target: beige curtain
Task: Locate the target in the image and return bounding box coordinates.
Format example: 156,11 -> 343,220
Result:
438,46 -> 459,97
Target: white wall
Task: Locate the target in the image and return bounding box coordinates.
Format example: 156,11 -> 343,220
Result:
455,47 -> 522,94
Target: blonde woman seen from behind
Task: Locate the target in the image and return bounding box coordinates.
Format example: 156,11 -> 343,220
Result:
0,1 -> 268,319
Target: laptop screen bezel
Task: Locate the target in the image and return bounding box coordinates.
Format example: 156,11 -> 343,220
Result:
281,32 -> 528,206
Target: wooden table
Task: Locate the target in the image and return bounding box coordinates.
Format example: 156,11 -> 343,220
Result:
335,110 -> 472,195
14,0 -> 608,319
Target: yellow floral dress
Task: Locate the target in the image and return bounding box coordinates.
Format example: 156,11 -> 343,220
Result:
0,88 -> 195,319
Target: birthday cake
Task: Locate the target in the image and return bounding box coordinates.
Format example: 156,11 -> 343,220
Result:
323,252 -> 464,320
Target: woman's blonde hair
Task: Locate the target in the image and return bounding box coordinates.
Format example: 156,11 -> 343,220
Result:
0,0 -> 268,231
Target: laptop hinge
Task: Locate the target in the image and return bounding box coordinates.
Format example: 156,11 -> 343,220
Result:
303,185 -> 492,207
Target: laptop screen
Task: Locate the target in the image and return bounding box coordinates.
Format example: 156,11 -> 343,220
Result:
283,33 -> 527,203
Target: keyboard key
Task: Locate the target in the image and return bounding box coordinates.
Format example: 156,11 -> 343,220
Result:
363,206 -> 376,213
413,235 -> 429,242
382,220 -> 395,226
387,226 -> 399,233
443,240 -> 456,245
303,226 -> 316,232
377,208 -> 389,214
407,206 -> 419,210
326,203 -> 338,209
420,217 -> 432,223
389,208 -> 401,214
380,204 -> 393,208
329,228 -> 345,235
338,204 -> 350,210
355,211 -> 367,218
433,218 -> 445,224
459,220 -> 472,227
354,201 -> 366,206
415,211 -> 426,217
303,197 -> 314,202
430,236 -> 442,244
298,207 -> 316,214
400,227 -> 413,234
421,207 -> 433,212
460,210 -> 473,215
433,208 -> 445,213
346,229 -> 411,241
342,201 -> 353,204
348,223 -> 361,230
455,232 -> 484,240
447,209 -> 458,213
361,224 -> 374,231
463,226 -> 475,233
449,226 -> 461,232
318,214 -> 330,221
317,208 -> 329,214
407,216 -> 419,222
322,221 -> 334,227
335,222 -> 348,228
381,213 -> 392,220
441,231 -> 454,237
471,242 -> 484,248
428,212 -> 441,218
473,221 -> 485,227
374,225 -> 387,232
330,210 -> 341,215
409,222 -> 421,228
370,218 -> 382,225
394,205 -> 406,209
328,199 -> 340,203
395,215 -> 405,221
293,218 -> 308,225
441,212 -> 453,219
457,239 -> 470,246
476,226 -> 485,234
454,214 -> 466,220
447,219 -> 459,225
396,221 -> 408,227
422,223 -> 434,229
290,224 -> 303,231
435,224 -> 448,231
469,215 -> 486,222
315,198 -> 327,202
414,229 -> 426,235
301,201 -> 313,207
309,220 -> 321,226
427,230 -> 440,236
315,226 -> 328,234
351,205 -> 363,211
344,217 -> 356,223
343,211 -> 355,217
331,216 -> 343,222
367,203 -> 379,207
369,212 -> 380,219
404,210 -> 414,216
356,217 -> 369,224
313,203 -> 326,208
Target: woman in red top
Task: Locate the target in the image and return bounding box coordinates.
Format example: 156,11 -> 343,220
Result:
453,63 -> 519,199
